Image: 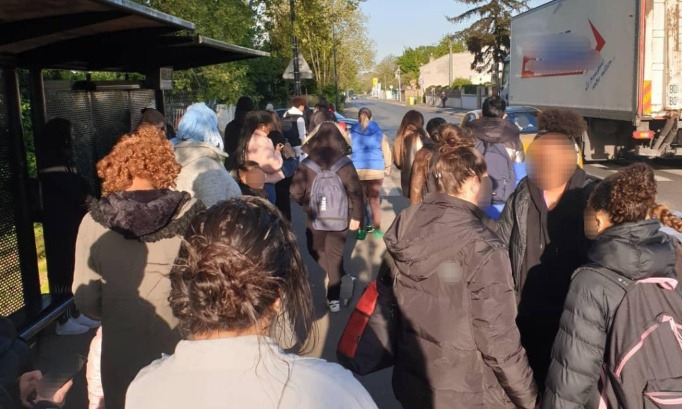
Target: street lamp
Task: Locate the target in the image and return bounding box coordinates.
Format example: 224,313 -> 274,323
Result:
331,0 -> 340,110
289,0 -> 301,95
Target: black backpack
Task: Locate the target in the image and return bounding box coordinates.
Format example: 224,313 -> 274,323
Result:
585,266 -> 682,409
282,113 -> 303,147
474,140 -> 515,205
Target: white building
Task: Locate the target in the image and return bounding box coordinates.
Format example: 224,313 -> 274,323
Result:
419,53 -> 492,88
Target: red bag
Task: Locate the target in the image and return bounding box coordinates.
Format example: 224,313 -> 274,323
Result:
337,262 -> 398,375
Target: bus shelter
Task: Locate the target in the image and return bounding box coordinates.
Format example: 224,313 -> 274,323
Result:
0,0 -> 269,338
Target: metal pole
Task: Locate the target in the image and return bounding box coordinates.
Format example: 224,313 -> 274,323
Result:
289,0 -> 301,95
449,37 -> 453,86
332,0 -> 340,109
397,66 -> 402,102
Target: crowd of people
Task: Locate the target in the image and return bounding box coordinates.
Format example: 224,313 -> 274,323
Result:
2,94 -> 682,409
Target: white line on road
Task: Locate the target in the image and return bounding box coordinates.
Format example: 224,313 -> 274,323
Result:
661,169 -> 682,176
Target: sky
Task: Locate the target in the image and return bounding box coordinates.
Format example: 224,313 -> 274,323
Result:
361,0 -> 551,61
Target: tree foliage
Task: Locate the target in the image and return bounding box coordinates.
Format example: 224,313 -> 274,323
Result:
266,0 -> 375,96
396,36 -> 465,76
448,0 -> 527,83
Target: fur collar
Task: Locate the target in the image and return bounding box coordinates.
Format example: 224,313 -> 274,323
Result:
89,190 -> 204,242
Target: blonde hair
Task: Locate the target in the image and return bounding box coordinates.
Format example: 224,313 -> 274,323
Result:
358,108 -> 372,132
653,204 -> 682,233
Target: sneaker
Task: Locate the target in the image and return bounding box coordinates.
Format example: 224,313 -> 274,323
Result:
327,300 -> 341,313
356,229 -> 367,240
340,275 -> 357,306
366,225 -> 374,233
56,318 -> 89,336
373,229 -> 384,239
74,314 -> 101,329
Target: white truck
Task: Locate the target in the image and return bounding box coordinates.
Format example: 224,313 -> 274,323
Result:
501,0 -> 682,160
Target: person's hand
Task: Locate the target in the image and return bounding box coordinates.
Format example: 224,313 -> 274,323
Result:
275,143 -> 284,152
35,378 -> 73,408
19,370 -> 41,408
384,168 -> 391,176
349,219 -> 360,231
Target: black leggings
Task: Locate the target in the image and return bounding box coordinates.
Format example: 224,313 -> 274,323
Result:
306,223 -> 347,301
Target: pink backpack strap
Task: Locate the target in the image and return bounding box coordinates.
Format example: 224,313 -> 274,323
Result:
637,277 -> 678,290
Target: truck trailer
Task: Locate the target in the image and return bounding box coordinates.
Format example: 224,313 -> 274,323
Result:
502,0 -> 682,160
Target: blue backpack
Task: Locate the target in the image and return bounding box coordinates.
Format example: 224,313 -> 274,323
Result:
475,140 -> 515,205
301,157 -> 351,231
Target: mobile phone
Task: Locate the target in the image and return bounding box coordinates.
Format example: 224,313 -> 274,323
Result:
35,353 -> 86,399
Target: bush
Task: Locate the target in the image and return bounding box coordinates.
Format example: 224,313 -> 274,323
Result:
451,77 -> 473,88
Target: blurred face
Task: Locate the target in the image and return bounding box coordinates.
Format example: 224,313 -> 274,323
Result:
477,174 -> 493,211
527,134 -> 577,191
584,207 -> 613,239
242,167 -> 265,190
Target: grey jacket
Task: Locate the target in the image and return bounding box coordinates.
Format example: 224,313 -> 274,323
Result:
174,140 -> 241,208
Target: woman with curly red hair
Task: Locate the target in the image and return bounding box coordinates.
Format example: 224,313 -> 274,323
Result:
543,162 -> 682,409
72,127 -> 203,409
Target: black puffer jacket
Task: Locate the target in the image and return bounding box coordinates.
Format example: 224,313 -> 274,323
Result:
385,193 -> 537,409
542,219 -> 678,409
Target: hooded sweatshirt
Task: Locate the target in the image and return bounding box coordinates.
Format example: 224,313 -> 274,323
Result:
384,193 -> 537,409
174,140 -> 240,208
543,219 -> 679,409
467,116 -> 526,182
72,190 -> 203,409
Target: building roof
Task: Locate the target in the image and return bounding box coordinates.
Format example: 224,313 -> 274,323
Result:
0,0 -> 269,72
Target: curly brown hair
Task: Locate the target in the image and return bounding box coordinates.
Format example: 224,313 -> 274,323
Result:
588,162 -> 656,225
169,197 -> 315,353
538,108 -> 587,141
97,127 -> 180,196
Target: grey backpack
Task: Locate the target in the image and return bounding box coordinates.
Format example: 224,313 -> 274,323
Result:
302,157 -> 350,231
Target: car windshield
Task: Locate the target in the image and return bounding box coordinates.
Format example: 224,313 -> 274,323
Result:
506,111 -> 539,133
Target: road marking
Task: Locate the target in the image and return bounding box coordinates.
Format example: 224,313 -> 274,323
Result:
590,163 -> 609,169
655,175 -> 673,182
661,169 -> 682,176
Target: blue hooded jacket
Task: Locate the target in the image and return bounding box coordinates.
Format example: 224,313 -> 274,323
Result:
350,121 -> 385,171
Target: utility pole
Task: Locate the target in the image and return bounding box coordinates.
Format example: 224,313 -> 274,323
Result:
331,0 -> 340,109
448,37 -> 453,86
289,0 -> 301,95
397,65 -> 402,102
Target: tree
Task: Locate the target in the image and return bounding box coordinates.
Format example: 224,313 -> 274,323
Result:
372,54 -> 398,90
448,0 -> 528,85
395,36 -> 465,83
266,0 -> 375,97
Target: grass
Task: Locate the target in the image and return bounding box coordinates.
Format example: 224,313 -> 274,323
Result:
34,223 -> 49,294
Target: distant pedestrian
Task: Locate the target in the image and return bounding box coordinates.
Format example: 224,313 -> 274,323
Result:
173,102 -> 240,208
543,163 -> 682,409
393,110 -> 429,199
283,96 -> 309,158
290,123 -> 364,313
440,91 -> 447,108
126,198 -> 378,409
385,138 -> 538,409
238,111 -> 285,204
466,96 -> 525,219
497,124 -> 597,391
224,96 -> 254,170
349,108 -> 391,240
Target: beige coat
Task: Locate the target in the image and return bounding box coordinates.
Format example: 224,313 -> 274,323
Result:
246,130 -> 285,184
73,192 -> 203,409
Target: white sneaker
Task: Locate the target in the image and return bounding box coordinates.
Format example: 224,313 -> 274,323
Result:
56,318 -> 89,336
74,314 -> 101,328
340,275 -> 357,306
327,300 -> 341,313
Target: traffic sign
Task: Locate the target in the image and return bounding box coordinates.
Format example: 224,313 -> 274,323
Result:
283,53 -> 313,80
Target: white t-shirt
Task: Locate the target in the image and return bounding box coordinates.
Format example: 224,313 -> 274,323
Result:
126,336 -> 378,409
